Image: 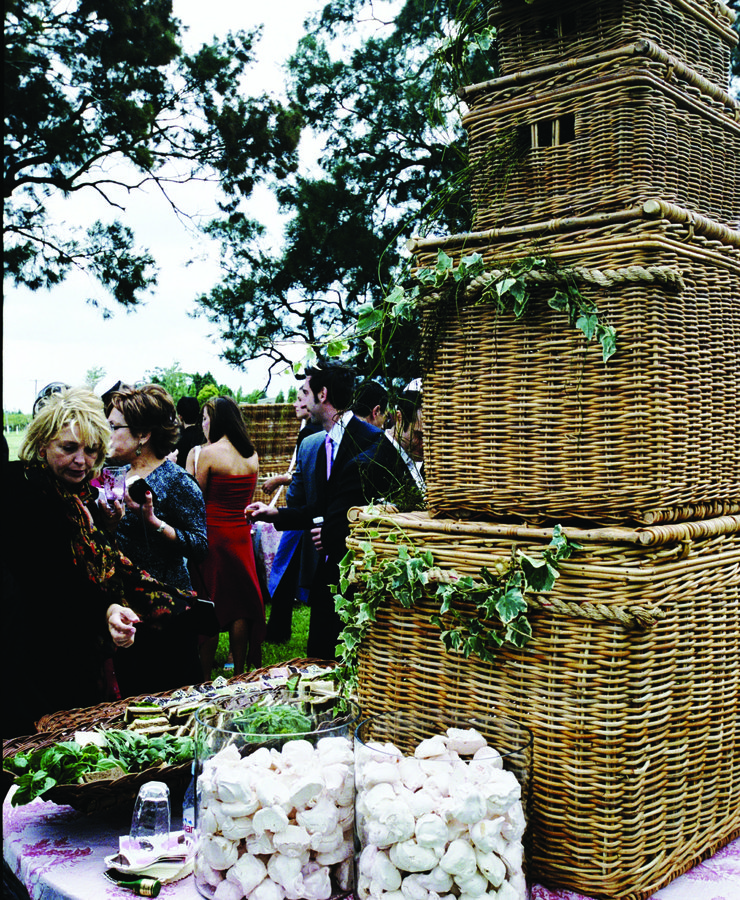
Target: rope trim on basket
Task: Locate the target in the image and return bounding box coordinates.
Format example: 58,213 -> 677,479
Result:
424,567 -> 666,627
418,264 -> 685,308
468,264 -> 686,292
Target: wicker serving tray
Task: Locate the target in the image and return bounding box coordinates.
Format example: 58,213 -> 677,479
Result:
460,41 -> 740,231
349,509 -> 740,900
488,0 -> 738,91
2,659 -> 333,814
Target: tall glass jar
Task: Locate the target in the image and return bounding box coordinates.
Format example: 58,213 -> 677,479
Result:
193,686 -> 360,900
355,710 -> 533,900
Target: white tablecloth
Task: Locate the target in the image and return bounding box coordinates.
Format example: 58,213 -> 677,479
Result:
3,793 -> 739,899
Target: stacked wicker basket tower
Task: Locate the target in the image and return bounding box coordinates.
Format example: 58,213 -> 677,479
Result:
354,2 -> 740,899
239,402 -> 299,504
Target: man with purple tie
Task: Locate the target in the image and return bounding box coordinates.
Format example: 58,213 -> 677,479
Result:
247,363 -> 383,659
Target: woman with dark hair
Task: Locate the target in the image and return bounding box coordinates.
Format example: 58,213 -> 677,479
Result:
104,384 -> 209,695
187,396 -> 265,676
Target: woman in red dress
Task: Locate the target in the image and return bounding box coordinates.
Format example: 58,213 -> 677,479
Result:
187,397 -> 265,676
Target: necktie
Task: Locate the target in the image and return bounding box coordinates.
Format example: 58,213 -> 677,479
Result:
325,432 -> 334,480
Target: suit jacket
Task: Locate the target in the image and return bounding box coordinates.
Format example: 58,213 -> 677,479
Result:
343,433 -> 424,510
275,414 -> 383,567
283,429 -> 325,587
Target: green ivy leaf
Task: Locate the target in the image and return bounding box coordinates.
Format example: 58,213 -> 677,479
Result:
340,548 -> 356,568
392,298 -> 417,322
440,628 -> 463,650
597,323 -> 618,362
327,338 -> 349,357
505,615 -> 533,647
461,252 -> 484,274
519,554 -> 559,592
363,335 -> 377,356
478,586 -> 504,620
436,250 -> 454,276
548,290 -> 569,312
547,525 -> 569,559
495,276 -> 517,298
510,281 -> 528,318
357,304 -> 384,333
497,583 -> 527,623
576,311 -> 598,341
415,267 -> 435,286
386,284 -> 406,304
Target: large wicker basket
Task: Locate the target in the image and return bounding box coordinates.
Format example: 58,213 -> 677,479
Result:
460,41 -> 740,230
239,403 -> 299,504
488,0 -> 738,92
349,508 -> 740,900
410,203 -> 740,525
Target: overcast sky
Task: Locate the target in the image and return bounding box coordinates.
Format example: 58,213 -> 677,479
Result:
3,0 -> 322,413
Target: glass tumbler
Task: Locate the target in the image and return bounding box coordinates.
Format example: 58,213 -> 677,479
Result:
355,709 -> 533,900
100,465 -> 128,504
193,685 -> 361,900
130,781 -> 171,853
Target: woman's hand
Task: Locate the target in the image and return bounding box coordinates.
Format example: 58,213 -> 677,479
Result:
126,489 -> 158,528
106,604 -> 140,648
96,496 -> 124,532
263,473 -> 291,494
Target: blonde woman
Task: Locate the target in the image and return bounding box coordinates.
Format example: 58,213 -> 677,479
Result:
3,387 -> 193,735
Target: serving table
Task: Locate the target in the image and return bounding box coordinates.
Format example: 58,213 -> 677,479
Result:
3,789 -> 738,900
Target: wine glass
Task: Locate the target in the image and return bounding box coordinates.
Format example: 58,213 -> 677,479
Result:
100,465 -> 128,504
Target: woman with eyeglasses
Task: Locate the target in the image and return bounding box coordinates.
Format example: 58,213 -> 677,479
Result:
103,384 -> 209,696
3,387 -> 196,736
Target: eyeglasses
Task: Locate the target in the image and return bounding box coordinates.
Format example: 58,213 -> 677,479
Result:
109,424 -> 130,432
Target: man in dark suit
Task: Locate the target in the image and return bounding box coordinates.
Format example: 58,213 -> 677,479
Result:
351,380 -> 389,430
174,396 -> 202,468
247,364 -> 383,659
352,388 -> 425,507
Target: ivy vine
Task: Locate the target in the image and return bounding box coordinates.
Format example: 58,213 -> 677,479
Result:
356,249 -> 617,369
332,523 -> 581,690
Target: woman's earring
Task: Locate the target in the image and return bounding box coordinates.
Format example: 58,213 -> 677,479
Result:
135,444 -> 143,457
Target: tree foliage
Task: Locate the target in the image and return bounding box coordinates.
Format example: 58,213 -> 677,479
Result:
84,366 -> 107,390
195,0 -> 495,384
4,0 -> 302,308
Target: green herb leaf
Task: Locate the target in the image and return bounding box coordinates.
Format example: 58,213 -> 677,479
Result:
519,554 -> 559,592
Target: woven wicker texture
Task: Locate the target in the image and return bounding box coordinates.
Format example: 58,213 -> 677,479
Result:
349,509 -> 740,900
2,658 -> 329,814
460,42 -> 740,230
239,403 -> 299,504
411,205 -> 740,525
488,0 -> 738,91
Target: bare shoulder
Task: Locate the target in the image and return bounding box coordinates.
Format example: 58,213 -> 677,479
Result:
207,439 -> 258,476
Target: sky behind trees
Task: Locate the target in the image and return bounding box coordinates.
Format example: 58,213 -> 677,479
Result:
3,0 -> 319,413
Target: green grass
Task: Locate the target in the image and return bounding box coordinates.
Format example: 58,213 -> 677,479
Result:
210,603 -> 310,681
5,431 -> 24,461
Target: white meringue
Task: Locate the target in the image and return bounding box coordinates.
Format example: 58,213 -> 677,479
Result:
445,728 -> 488,756
389,839 -> 440,873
